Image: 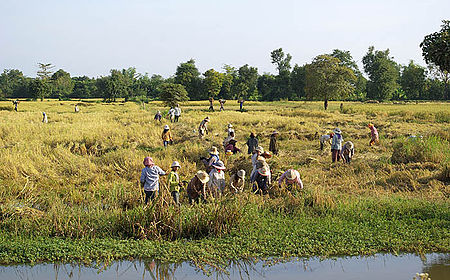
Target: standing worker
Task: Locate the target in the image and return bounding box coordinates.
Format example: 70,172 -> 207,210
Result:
368,123 -> 379,146
269,130 -> 279,156
219,99 -> 226,111
162,125 -> 173,147
154,111 -> 162,123
75,104 -> 79,113
331,128 -> 343,163
239,99 -> 245,111
208,161 -> 226,198
198,116 -> 210,139
140,157 -> 166,204
246,132 -> 258,154
208,97 -> 214,111
13,100 -> 19,111
174,104 -> 181,122
167,161 -> 182,206
167,107 -> 175,123
42,112 -> 48,123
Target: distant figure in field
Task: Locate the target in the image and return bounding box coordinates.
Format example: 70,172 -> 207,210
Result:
42,112 -> 48,123
154,111 -> 162,123
174,104 -> 181,122
319,132 -> 334,150
341,141 -> 354,163
13,100 -> 19,111
269,130 -> 279,156
161,125 -> 173,147
187,171 -> 209,204
278,169 -> 304,190
208,160 -> 226,198
331,128 -> 343,163
340,103 -> 343,112
246,132 -> 259,154
167,107 -> 175,123
198,116 -> 210,139
208,97 -> 214,111
74,104 -> 79,113
140,157 -> 166,204
219,99 -> 226,111
368,123 -> 379,146
324,99 -> 328,110
167,161 -> 181,206
230,170 -> 246,194
238,99 -> 245,111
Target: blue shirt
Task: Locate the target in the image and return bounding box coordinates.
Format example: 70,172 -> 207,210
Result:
331,133 -> 344,150
140,166 -> 166,191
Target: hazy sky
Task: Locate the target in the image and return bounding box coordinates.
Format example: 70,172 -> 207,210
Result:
1,0 -> 448,78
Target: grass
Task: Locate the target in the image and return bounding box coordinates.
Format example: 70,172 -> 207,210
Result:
0,100 -> 449,265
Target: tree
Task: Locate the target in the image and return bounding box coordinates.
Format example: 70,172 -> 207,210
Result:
31,78 -> 51,101
35,63 -> 54,100
362,46 -> 400,101
159,83 -> 189,107
290,64 -> 306,100
427,63 -> 449,100
203,69 -> 223,98
174,59 -> 202,100
219,64 -> 237,99
51,69 -> 74,99
400,61 -> 426,100
270,48 -> 292,100
329,49 -> 360,74
420,20 -> 450,73
96,69 -> 129,102
37,63 -> 55,80
72,76 -> 97,98
305,55 -> 356,104
271,48 -> 292,74
0,69 -> 27,98
257,73 -> 276,101
232,64 -> 259,100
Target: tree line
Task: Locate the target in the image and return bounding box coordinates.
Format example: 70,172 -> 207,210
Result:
1,21 -> 448,102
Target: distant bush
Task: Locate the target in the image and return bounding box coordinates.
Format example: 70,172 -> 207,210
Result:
391,135 -> 450,164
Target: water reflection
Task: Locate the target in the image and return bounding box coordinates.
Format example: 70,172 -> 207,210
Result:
0,253 -> 448,280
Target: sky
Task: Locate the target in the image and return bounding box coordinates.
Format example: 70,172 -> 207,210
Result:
0,0 -> 449,78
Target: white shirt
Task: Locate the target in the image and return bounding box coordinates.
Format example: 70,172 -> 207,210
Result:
174,107 -> 181,116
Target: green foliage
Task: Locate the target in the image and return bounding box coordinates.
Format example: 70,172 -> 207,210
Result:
159,83 -> 189,107
51,69 -> 74,100
305,55 -> 356,101
232,64 -> 259,100
175,59 -> 202,100
400,61 -> 426,100
420,20 -> 450,73
290,64 -> 306,100
271,48 -> 292,74
31,78 -> 51,101
0,69 -> 29,98
203,69 -> 223,98
363,46 -> 400,101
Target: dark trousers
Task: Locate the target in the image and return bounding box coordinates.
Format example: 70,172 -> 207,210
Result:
171,191 -> 180,205
253,173 -> 268,195
174,115 -> 179,122
331,149 -> 341,162
144,190 -> 157,204
209,105 -> 214,111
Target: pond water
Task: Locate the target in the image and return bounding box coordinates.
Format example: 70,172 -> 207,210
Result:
0,253 -> 448,280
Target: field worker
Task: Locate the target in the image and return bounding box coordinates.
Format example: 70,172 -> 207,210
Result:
201,146 -> 220,172
341,141 -> 354,163
250,146 -> 264,182
167,161 -> 182,205
198,116 -> 210,139
162,125 -> 173,147
230,170 -> 246,193
42,112 -> 48,123
324,99 -> 328,110
278,169 -> 303,190
331,128 -> 344,163
140,157 -> 166,204
167,107 -> 175,123
226,124 -> 235,137
368,123 -> 379,146
319,132 -> 334,151
174,104 -> 181,122
245,132 -> 258,154
253,158 -> 271,195
225,139 -> 241,154
269,130 -> 279,156
208,97 -> 214,111
187,171 -> 209,204
239,99 -> 244,111
13,100 -> 19,111
154,111 -> 162,123
219,99 -> 226,111
223,131 -> 235,150
208,160 -> 226,198
74,104 -> 79,113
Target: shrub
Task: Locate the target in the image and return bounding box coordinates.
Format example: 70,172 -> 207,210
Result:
391,136 -> 450,164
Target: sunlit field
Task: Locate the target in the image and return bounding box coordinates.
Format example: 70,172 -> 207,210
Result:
0,100 -> 448,264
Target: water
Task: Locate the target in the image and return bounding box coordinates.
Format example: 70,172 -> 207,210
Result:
0,253 -> 448,280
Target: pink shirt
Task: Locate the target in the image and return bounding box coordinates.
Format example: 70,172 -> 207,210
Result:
278,170 -> 303,189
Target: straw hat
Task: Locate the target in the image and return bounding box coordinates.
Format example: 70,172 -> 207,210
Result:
212,160 -> 226,170
196,171 -> 209,184
227,124 -> 233,128
255,146 -> 264,153
171,161 -> 181,168
209,146 -> 219,155
204,116 -> 210,121
164,125 -> 170,130
333,128 -> 342,134
237,170 -> 246,178
285,169 -> 298,180
225,150 -> 233,156
143,157 -> 154,167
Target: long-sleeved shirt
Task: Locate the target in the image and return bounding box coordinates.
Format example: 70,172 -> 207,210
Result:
199,120 -> 208,135
208,168 -> 226,191
140,165 -> 166,191
230,174 -> 245,193
269,136 -> 278,155
331,133 -> 344,150
341,141 -> 354,158
162,130 -> 173,141
174,107 -> 181,116
320,134 -> 331,144
167,171 -> 180,192
278,170 -> 303,189
370,126 -> 378,139
246,137 -> 258,154
187,176 -> 206,200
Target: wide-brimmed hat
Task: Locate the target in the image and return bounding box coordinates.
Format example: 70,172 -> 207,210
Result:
333,128 -> 342,134
272,130 -> 279,135
285,169 -> 298,180
345,141 -> 354,150
204,116 -> 210,121
212,160 -> 226,170
196,171 -> 209,183
367,123 -> 373,128
227,124 -> 233,128
209,146 -> 219,155
171,161 -> 181,168
255,146 -> 264,153
164,125 -> 170,130
258,165 -> 271,176
143,157 -> 154,167
237,170 -> 246,178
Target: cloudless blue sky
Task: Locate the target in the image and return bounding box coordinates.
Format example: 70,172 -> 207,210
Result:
1,0 -> 449,78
